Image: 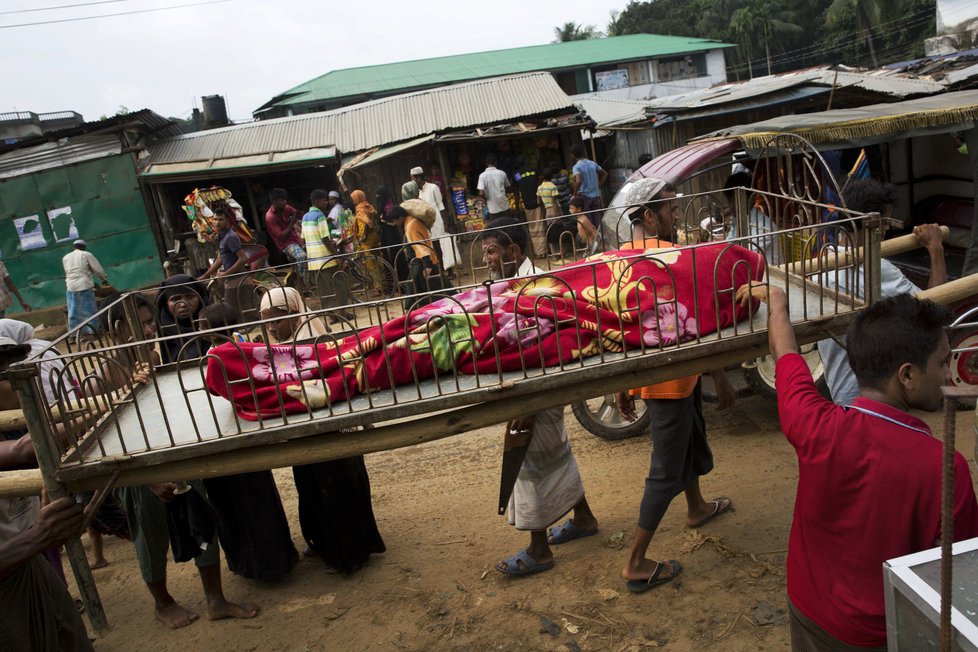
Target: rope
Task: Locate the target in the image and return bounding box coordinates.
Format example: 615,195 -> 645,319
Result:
940,394 -> 956,652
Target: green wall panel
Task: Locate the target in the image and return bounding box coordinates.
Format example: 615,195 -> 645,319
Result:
0,153 -> 162,309
32,167 -> 72,205
0,175 -> 44,217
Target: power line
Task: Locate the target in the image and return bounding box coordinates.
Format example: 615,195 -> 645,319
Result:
726,9 -> 936,75
0,0 -> 233,28
0,0 -> 132,16
725,4 -> 935,73
726,7 -> 935,74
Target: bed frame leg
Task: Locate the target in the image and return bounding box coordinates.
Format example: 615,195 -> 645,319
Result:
10,375 -> 109,634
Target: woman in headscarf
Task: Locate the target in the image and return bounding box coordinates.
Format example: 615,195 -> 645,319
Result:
156,274 -> 209,364
258,286 -> 386,573
0,319 -> 76,406
196,302 -> 298,581
350,190 -> 383,292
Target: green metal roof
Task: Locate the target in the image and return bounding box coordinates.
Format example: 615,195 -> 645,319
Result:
257,34 -> 733,114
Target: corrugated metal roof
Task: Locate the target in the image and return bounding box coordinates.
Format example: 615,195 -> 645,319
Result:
255,34 -> 733,114
820,69 -> 946,97
0,134 -> 121,180
146,73 -> 579,169
572,96 -> 650,127
0,108 -> 180,155
645,68 -> 944,114
142,146 -> 337,178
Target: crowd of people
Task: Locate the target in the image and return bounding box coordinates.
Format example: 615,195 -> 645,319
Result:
0,151 -> 972,652
257,149 -> 611,303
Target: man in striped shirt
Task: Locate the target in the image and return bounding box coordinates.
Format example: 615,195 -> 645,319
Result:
302,189 -> 350,309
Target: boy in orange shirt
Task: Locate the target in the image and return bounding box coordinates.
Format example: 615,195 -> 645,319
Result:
615,178 -> 736,593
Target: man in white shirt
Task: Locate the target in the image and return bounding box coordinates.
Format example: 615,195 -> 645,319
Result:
326,190 -> 343,231
817,179 -> 946,405
412,166 -> 461,272
61,239 -> 108,333
477,153 -> 511,221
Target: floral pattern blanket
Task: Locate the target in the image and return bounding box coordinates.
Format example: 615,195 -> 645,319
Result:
206,244 -> 765,420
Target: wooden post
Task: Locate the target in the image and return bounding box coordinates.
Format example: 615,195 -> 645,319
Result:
436,143 -> 456,228
9,372 -> 109,633
244,176 -> 262,238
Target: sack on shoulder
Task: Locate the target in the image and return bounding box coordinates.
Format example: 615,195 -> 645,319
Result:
400,199 -> 437,229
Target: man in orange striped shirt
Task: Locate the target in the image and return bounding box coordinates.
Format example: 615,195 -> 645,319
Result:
614,178 -> 737,593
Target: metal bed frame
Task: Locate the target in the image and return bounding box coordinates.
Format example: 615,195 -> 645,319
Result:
7,137 -> 885,632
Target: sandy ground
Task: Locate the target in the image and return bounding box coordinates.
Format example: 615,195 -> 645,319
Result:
72,393 -> 977,652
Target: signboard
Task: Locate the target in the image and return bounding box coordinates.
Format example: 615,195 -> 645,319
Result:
595,69 -> 629,91
14,214 -> 47,251
47,206 -> 79,243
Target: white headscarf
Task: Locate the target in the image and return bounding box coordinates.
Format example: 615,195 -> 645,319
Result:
258,287 -> 329,344
0,319 -> 75,406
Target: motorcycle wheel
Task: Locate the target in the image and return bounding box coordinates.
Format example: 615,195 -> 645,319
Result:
571,394 -> 650,441
742,343 -> 827,402
949,329 -> 978,408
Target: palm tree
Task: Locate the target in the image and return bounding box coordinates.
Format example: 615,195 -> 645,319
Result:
731,6 -> 760,78
754,0 -> 804,75
607,10 -> 623,37
827,0 -> 883,67
553,22 -> 602,43
732,0 -> 804,77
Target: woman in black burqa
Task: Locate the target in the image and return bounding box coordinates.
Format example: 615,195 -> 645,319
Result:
259,286 -> 386,573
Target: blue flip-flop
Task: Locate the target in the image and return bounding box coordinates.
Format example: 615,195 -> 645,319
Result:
547,519 -> 599,544
495,549 -> 554,576
626,559 -> 682,593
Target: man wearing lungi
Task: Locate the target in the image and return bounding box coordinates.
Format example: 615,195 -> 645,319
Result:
615,178 -> 736,593
0,336 -> 91,651
488,217 -> 599,576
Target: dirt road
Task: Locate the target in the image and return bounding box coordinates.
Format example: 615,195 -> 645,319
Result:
78,394 -> 976,651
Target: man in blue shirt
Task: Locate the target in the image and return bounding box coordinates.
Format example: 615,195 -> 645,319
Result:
199,208 -> 248,280
570,143 -> 607,228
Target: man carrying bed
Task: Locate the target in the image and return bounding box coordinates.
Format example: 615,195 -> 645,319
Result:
614,178 -> 737,593
738,282 -> 978,650
487,217 -> 600,576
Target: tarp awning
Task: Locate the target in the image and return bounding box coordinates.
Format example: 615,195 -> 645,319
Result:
141,146 -> 337,180
695,89 -> 978,151
340,135 -> 433,170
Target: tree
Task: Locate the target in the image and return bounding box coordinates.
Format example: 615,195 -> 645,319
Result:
607,10 -> 623,37
827,0 -> 884,67
731,6 -> 760,78
731,0 -> 803,77
553,22 -> 602,42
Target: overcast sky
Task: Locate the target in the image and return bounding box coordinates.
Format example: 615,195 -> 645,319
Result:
3,0 -> 624,122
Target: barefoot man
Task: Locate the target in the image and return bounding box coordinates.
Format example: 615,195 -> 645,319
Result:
487,217 -> 599,576
614,178 -> 736,593
117,481 -> 260,629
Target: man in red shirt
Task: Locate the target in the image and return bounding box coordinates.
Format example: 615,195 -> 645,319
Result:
737,284 -> 978,650
264,188 -> 306,274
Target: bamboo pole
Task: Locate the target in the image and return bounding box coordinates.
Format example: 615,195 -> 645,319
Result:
781,226 -> 949,277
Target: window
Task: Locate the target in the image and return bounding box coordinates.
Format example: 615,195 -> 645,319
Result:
655,54 -> 708,82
